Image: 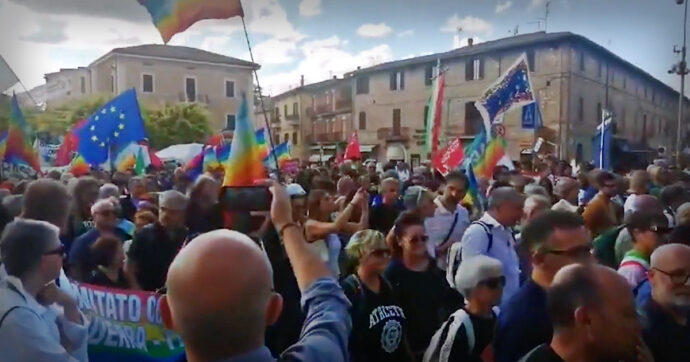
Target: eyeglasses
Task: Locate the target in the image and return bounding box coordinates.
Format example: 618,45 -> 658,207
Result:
478,276 -> 506,289
408,235 -> 429,244
44,243 -> 66,256
651,268 -> 690,286
542,243 -> 593,259
370,249 -> 391,259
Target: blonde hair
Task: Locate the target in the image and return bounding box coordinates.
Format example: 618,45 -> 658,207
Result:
345,229 -> 387,260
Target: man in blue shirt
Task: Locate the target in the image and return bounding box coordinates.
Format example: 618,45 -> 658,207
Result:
160,181 -> 351,362
495,211 -> 594,362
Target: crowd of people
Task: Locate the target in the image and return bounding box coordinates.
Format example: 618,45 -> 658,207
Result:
0,155 -> 688,362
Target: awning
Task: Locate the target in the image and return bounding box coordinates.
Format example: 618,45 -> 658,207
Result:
308,154 -> 333,162
360,145 -> 376,153
309,145 -> 337,151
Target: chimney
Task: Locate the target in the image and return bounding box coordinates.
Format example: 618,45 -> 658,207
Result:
357,66 -> 361,70
300,75 -> 304,87
333,75 -> 337,79
468,38 -> 474,47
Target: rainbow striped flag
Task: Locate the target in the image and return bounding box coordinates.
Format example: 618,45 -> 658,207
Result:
202,145 -> 222,172
222,95 -> 266,186
137,0 -> 244,43
255,128 -> 270,160
184,151 -> 204,180
5,94 -> 41,173
0,131 -> 7,162
272,142 -> 291,169
473,136 -> 507,180
70,153 -> 90,176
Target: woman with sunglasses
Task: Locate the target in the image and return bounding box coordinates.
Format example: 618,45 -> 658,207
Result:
425,255 -> 505,362
305,187 -> 369,277
384,212 -> 463,360
341,229 -> 414,362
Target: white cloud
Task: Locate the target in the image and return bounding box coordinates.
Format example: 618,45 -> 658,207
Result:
356,23 -> 393,38
260,36 -> 393,95
252,37 -> 298,65
299,0 -> 321,17
248,0 -> 305,42
531,0 -> 546,7
397,29 -> 415,38
441,15 -> 493,35
495,1 -> 513,14
453,35 -> 483,49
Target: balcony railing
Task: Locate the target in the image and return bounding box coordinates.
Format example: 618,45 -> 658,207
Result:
177,92 -> 210,104
377,127 -> 411,142
285,114 -> 300,123
335,97 -> 352,111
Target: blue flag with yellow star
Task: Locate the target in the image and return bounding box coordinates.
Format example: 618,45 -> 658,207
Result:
77,89 -> 147,165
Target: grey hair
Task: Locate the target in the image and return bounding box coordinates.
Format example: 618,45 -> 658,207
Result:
488,187 -> 525,210
99,183 -> 120,200
524,184 -> 550,199
454,255 -> 504,296
677,202 -> 690,226
524,195 -> 552,213
0,219 -> 60,278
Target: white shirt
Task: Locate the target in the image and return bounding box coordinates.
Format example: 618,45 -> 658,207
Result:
0,276 -> 88,362
424,197 -> 470,269
460,212 -> 521,304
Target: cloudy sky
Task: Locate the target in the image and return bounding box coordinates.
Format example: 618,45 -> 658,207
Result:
0,0 -> 687,96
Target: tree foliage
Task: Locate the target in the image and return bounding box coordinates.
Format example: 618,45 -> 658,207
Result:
27,96 -> 107,134
143,103 -> 212,149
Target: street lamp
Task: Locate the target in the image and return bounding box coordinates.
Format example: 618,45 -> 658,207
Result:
672,0 -> 689,166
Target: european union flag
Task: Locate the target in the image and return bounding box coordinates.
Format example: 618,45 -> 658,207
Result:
77,89 -> 147,165
475,54 -> 535,132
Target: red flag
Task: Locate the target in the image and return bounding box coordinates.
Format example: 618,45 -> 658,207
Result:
430,72 -> 446,156
148,147 -> 163,169
54,119 -> 87,167
344,132 -> 361,160
431,138 -> 465,176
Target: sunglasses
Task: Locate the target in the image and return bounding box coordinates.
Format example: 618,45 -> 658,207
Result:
478,276 -> 506,289
649,225 -> 673,234
44,243 -> 66,256
542,243 -> 593,259
407,235 -> 429,244
370,249 -> 391,259
651,268 -> 690,286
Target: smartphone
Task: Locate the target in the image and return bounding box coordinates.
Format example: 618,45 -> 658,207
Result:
221,186 -> 272,212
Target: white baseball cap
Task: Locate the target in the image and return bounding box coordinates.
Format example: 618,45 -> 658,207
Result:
286,183 -> 307,197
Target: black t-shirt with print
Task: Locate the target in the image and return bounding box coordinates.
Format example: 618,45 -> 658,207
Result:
341,275 -> 411,362
383,259 -> 464,359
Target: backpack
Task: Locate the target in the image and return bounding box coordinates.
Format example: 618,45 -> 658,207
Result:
446,221 -> 494,288
593,225 -> 626,269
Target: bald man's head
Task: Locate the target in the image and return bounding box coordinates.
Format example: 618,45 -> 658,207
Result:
649,244 -> 690,311
548,264 -> 639,361
624,194 -> 662,220
161,230 -> 282,361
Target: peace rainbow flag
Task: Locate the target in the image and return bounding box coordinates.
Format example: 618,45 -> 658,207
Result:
473,136 -> 506,180
255,128 -> 270,160
70,154 -> 90,176
137,0 -> 244,43
0,131 -> 7,162
222,95 -> 266,186
5,94 -> 41,173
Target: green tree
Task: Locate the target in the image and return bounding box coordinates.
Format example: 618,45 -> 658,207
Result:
144,103 -> 212,149
26,96 -> 106,134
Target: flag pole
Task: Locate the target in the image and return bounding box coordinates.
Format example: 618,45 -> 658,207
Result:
239,12 -> 282,180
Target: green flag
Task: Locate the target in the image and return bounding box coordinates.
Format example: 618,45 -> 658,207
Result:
134,147 -> 145,175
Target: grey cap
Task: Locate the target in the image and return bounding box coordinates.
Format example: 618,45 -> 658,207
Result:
159,190 -> 189,211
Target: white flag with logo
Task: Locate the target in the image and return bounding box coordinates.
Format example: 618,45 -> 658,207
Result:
0,55 -> 19,92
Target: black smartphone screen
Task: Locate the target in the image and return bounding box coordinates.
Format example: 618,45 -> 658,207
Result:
220,186 -> 272,212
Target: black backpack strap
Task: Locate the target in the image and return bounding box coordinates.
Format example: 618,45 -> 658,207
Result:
441,212 -> 460,245
0,283 -> 33,329
472,221 -> 494,253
